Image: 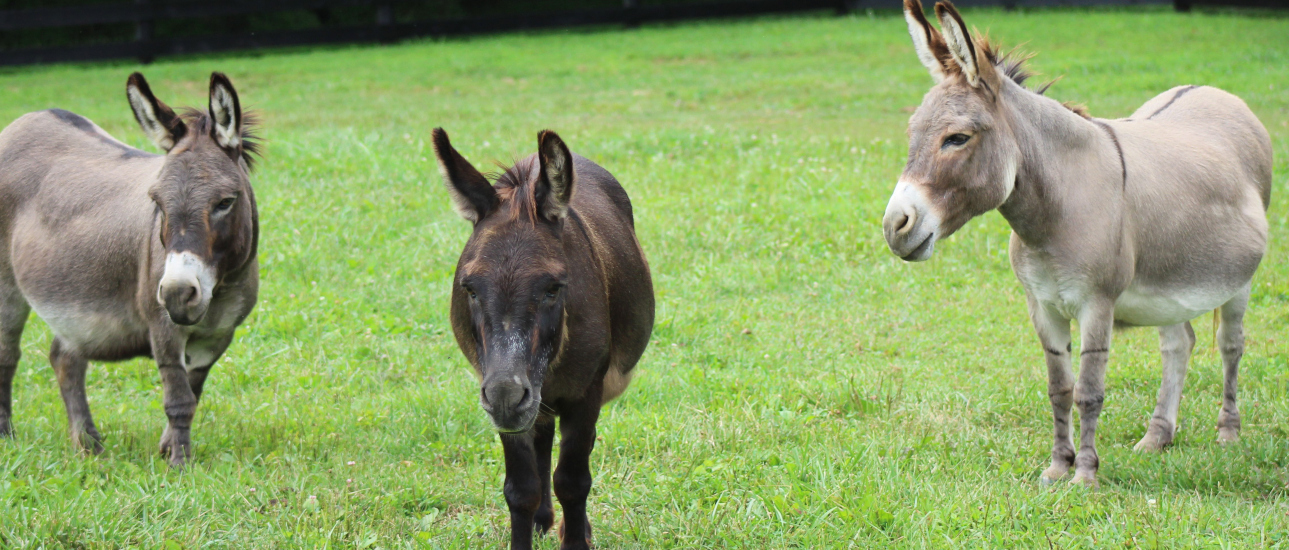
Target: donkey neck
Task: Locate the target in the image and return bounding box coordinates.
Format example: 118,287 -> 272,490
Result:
996,81 -> 1125,249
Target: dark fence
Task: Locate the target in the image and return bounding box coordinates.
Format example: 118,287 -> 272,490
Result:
0,0 -> 1280,67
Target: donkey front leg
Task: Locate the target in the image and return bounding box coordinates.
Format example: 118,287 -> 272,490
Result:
151,329 -> 196,467
532,417 -> 558,536
1071,301 -> 1115,487
1217,287 -> 1250,444
50,338 -> 104,453
1027,296 -> 1075,485
555,383 -> 603,550
500,431 -> 542,550
1134,322 -> 1195,452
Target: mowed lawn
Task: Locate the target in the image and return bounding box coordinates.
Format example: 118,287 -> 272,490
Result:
1,6 -> 1288,548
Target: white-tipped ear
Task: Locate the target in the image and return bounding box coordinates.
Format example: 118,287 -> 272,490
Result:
936,4 -> 980,87
208,72 -> 242,150
126,72 -> 186,152
905,2 -> 945,82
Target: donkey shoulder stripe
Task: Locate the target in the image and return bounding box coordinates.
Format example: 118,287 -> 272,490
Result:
1092,119 -> 1127,188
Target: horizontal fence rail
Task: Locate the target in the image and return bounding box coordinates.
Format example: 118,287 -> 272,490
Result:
0,0 -> 1282,67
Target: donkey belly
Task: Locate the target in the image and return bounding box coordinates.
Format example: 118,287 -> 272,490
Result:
1113,281 -> 1238,327
31,301 -> 152,360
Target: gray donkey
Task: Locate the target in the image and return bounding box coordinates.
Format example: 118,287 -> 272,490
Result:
0,72 -> 260,467
883,0 -> 1271,486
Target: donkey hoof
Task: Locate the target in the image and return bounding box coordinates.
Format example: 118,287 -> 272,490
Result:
158,429 -> 192,467
1217,427 -> 1240,445
73,430 -> 104,455
1133,432 -> 1171,452
0,419 -> 12,437
557,518 -> 593,550
1069,471 -> 1099,489
1039,465 -> 1069,485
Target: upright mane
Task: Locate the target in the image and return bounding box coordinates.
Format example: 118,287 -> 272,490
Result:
489,155 -> 545,224
177,108 -> 263,170
974,36 -> 1091,119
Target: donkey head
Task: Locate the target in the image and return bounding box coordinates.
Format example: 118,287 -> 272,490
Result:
883,0 -> 1020,261
127,72 -> 258,326
435,128 -> 575,433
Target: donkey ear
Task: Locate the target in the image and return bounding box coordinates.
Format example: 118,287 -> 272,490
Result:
935,1 -> 982,87
536,130 -> 574,221
432,128 -> 498,223
904,0 -> 949,83
126,72 -> 186,152
208,72 -> 242,151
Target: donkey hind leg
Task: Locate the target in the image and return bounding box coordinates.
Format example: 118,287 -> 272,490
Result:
500,430 -> 542,550
555,382 -> 603,550
0,288 -> 30,437
532,418 -> 557,536
1134,322 -> 1195,452
1028,297 -> 1075,485
50,339 -> 103,454
1070,301 -> 1115,488
1217,287 -> 1250,444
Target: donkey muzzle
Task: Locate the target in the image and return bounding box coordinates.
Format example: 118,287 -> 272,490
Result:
158,251 -> 216,325
883,179 -> 939,262
480,373 -> 539,433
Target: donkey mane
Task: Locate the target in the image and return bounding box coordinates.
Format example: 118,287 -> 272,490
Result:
177,108 -> 263,170
487,156 -> 547,224
971,36 -> 1092,119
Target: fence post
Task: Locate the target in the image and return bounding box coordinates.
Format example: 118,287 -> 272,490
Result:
135,0 -> 155,64
623,0 -> 640,29
376,3 -> 394,43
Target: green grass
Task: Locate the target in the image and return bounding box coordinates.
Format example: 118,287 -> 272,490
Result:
2,6 -> 1289,548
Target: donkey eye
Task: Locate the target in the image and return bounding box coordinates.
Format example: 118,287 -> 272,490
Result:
544,286 -> 562,299
464,286 -> 477,300
943,133 -> 971,148
214,197 -> 236,211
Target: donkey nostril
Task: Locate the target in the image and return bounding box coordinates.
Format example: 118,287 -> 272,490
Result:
480,387 -> 491,407
895,209 -> 918,235
518,387 -> 532,408
182,285 -> 199,306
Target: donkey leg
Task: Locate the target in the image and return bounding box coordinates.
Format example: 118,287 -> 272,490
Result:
1135,322 -> 1195,452
1070,302 -> 1115,487
0,290 -> 29,437
50,339 -> 103,454
1027,297 -> 1075,484
554,384 -> 603,550
1216,287 -> 1250,444
156,364 -> 197,467
500,431 -> 542,550
532,417 -> 557,536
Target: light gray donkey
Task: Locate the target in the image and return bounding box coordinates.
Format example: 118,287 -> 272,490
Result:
884,0 -> 1272,486
0,72 -> 260,467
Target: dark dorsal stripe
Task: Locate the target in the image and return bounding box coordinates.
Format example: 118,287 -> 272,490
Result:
1146,85 -> 1197,120
47,108 -> 157,160
1093,119 -> 1127,189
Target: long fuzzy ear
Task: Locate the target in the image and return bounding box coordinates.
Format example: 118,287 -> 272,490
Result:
935,1 -> 981,87
432,128 -> 497,223
904,0 -> 949,82
535,130 -> 574,221
208,72 -> 242,151
126,72 -> 186,152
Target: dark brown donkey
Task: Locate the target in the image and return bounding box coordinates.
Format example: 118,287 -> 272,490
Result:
434,128 -> 653,550
0,73 -> 259,467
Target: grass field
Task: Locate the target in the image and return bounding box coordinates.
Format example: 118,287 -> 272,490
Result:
1,6 -> 1288,548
